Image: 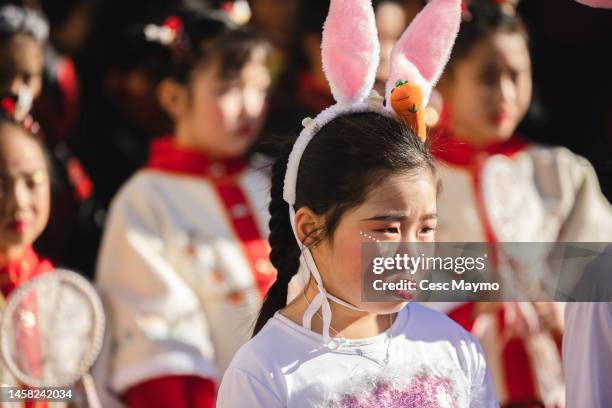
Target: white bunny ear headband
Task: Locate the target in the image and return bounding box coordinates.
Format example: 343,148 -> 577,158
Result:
282,0 -> 461,344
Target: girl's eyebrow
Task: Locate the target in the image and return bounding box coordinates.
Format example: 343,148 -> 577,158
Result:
361,212 -> 406,221
360,212 -> 438,222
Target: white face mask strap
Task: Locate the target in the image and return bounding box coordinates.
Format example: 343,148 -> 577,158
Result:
289,206 -> 331,341
326,292 -> 364,312
288,206 -> 365,343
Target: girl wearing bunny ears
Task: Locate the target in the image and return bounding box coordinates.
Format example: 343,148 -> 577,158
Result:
217,1 -> 498,406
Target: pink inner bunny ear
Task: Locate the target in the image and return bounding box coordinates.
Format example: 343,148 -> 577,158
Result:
386,0 -> 461,105
575,0 -> 612,8
322,0 -> 380,105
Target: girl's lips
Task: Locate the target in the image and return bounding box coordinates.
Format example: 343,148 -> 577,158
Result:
236,124 -> 255,139
387,274 -> 417,300
493,111 -> 509,125
396,290 -> 415,301
8,219 -> 27,235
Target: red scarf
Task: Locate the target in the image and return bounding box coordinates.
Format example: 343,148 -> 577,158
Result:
0,247 -> 52,408
0,246 -> 53,298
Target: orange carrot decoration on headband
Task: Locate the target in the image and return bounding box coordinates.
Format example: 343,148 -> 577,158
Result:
384,0 -> 461,144
390,79 -> 426,141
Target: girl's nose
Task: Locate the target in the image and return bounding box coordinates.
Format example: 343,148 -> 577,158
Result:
243,87 -> 266,119
8,180 -> 31,213
495,75 -> 517,105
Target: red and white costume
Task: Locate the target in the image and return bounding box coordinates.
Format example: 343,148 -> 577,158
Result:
0,246 -> 54,408
95,137 -> 275,406
431,111 -> 612,406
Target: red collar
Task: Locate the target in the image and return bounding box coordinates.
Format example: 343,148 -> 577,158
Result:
0,246 -> 53,297
147,137 -> 247,179
431,104 -> 529,167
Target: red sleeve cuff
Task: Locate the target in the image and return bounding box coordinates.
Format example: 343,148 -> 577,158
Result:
124,375 -> 217,408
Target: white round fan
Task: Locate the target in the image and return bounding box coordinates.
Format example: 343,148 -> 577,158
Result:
1,269 -> 105,407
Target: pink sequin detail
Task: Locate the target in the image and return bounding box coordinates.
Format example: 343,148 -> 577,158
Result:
333,375 -> 455,408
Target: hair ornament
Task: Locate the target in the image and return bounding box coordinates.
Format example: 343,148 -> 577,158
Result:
0,92 -> 41,136
144,16 -> 183,46
219,0 -> 252,25
144,16 -> 194,63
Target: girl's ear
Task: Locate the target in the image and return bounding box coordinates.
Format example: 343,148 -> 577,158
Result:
294,207 -> 325,248
156,78 -> 188,121
321,0 -> 380,105
385,0 -> 462,106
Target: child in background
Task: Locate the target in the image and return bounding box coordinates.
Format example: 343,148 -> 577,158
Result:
95,6 -> 274,407
0,2 -> 46,109
0,93 -> 53,405
432,0 -> 612,406
0,1 -> 99,277
218,0 -> 497,406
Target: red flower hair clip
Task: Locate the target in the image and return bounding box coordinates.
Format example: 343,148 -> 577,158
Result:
144,15 -> 193,62
219,0 -> 252,25
0,96 -> 16,117
0,94 -> 41,136
144,15 -> 182,46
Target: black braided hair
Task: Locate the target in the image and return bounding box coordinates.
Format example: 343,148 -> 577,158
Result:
253,138 -> 301,335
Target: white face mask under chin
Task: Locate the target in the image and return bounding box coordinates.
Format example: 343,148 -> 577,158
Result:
289,206 -> 367,345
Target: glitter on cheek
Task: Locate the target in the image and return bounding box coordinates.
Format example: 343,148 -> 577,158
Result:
333,376 -> 455,408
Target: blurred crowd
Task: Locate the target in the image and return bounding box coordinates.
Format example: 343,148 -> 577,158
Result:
1,0 -> 611,407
